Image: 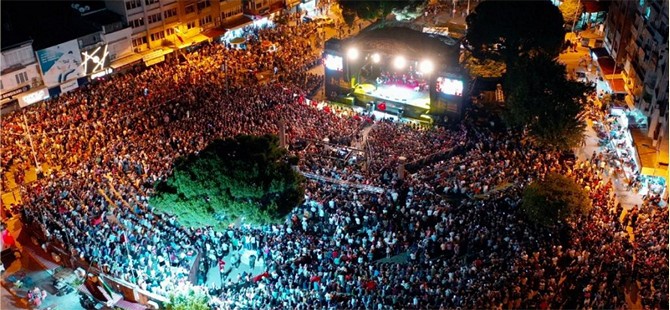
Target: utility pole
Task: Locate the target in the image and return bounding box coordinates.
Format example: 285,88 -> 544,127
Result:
571,0 -> 582,34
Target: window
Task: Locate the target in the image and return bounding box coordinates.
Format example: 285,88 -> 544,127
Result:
132,37 -> 147,47
163,8 -> 177,19
145,0 -> 159,5
125,0 -> 141,10
166,28 -> 175,36
15,72 -> 28,84
197,0 -> 211,10
185,5 -> 195,14
150,31 -> 165,41
187,21 -> 196,29
148,12 -> 162,24
199,15 -> 212,26
131,18 -> 144,28
222,7 -> 241,18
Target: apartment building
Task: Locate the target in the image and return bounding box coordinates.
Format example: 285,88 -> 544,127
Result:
604,0 -> 668,179
105,0 -> 246,52
625,0 -> 668,147
0,38 -> 46,110
603,0 -> 636,64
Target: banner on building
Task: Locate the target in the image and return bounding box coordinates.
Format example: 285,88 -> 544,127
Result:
36,40 -> 85,87
60,79 -> 79,93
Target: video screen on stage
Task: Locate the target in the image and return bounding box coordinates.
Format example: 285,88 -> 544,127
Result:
324,54 -> 343,71
436,77 -> 463,96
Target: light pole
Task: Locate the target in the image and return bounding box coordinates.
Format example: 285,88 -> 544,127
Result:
222,61 -> 229,95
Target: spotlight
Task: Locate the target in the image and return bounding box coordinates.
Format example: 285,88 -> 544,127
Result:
371,53 -> 381,63
347,47 -> 359,60
419,59 -> 434,74
393,56 -> 406,70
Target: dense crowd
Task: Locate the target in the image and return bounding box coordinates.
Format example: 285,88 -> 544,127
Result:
1,12 -> 667,310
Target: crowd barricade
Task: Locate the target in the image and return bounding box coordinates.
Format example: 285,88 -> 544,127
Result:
300,171 -> 384,193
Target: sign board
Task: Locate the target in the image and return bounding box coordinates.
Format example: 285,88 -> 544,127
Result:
20,89 -> 50,107
60,79 -> 79,93
36,40 -> 85,87
1,85 -> 31,100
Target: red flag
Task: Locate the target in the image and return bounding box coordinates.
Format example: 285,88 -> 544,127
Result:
377,102 -> 386,111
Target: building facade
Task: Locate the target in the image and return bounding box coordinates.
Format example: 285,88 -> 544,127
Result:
603,0 -> 637,64
0,40 -> 47,109
623,0 -> 668,147
604,0 -> 668,181
104,0 -> 247,52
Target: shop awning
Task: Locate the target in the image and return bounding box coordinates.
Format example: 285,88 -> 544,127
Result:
110,52 -> 144,69
606,78 -> 626,93
202,27 -> 227,40
596,57 -> 616,75
222,15 -> 254,30
583,0 -> 610,13
630,127 -> 667,177
590,47 -> 610,59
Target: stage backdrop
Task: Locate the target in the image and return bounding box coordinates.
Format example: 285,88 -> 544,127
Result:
36,40 -> 85,87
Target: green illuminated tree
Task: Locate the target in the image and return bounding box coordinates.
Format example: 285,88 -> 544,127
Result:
150,135 -> 304,229
462,50 -> 506,78
339,0 -> 426,25
503,54 -> 594,150
522,173 -> 592,227
559,0 -> 584,29
166,286 -> 210,310
465,0 -> 565,63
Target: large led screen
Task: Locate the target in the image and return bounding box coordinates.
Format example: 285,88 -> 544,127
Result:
81,45 -> 110,75
436,77 -> 463,96
324,54 -> 343,71
36,40 -> 85,87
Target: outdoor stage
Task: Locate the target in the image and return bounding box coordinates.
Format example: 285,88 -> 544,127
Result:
353,83 -> 430,110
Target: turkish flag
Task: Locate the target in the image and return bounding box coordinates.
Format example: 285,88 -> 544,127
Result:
377,102 -> 386,111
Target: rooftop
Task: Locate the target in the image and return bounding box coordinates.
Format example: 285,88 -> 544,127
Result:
1,1 -> 103,51
343,23 -> 461,70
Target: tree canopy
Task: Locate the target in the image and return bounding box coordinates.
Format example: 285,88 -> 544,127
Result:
462,50 -> 507,78
521,173 -> 592,227
150,134 -> 304,229
559,0 -> 584,29
503,54 -> 593,150
465,0 -> 565,63
339,0 -> 426,25
166,286 -> 210,310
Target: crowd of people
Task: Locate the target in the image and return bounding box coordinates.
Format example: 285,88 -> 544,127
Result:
0,11 -> 667,310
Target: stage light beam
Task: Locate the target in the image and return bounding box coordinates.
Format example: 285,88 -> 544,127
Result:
419,59 -> 434,74
347,47 -> 359,60
371,53 -> 381,63
393,56 -> 406,70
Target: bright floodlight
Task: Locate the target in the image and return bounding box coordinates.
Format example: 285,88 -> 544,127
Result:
371,53 -> 381,63
347,47 -> 359,60
393,55 -> 406,69
419,59 -> 434,74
